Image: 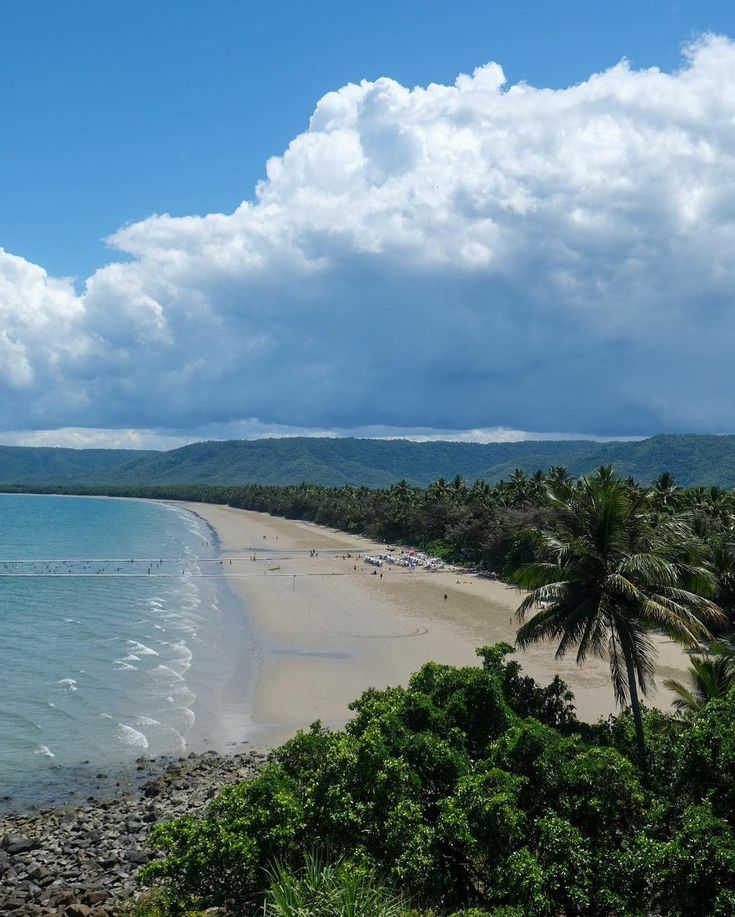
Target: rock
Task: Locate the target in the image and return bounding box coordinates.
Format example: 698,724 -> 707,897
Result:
123,848 -> 149,865
27,863 -> 49,881
0,750 -> 262,911
6,836 -> 41,855
65,905 -> 93,917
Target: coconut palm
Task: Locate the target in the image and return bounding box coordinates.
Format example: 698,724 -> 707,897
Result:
428,477 -> 450,501
547,465 -> 573,497
707,538 -> 735,623
449,473 -> 467,501
502,468 -> 532,506
511,471 -> 724,762
664,648 -> 735,717
650,471 -> 680,512
469,479 -> 494,507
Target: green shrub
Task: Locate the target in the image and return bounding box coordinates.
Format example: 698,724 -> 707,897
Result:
140,648 -> 735,915
424,539 -> 454,560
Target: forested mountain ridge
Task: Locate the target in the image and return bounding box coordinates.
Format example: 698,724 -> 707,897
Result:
4,434 -> 735,488
0,445 -> 155,484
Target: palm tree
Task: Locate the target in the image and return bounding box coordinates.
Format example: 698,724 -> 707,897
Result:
449,474 -> 467,501
707,537 -> 735,624
511,471 -> 724,762
650,471 -> 680,512
528,470 -> 547,502
469,479 -> 494,506
503,468 -> 531,506
664,647 -> 735,717
547,465 -> 573,497
428,477 -> 450,501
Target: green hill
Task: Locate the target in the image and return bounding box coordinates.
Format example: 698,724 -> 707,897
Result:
0,445 -> 155,485
3,434 -> 735,489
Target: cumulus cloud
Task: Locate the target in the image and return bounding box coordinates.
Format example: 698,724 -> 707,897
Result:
2,34 -> 735,440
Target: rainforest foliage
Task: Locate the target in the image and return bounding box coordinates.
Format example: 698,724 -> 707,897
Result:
138,645 -> 735,916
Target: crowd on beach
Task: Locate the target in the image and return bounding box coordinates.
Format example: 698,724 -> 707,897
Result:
363,548 -> 447,571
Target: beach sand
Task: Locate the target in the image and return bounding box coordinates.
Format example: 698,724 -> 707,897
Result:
179,502 -> 693,747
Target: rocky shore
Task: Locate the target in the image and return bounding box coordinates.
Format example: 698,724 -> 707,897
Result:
0,750 -> 265,916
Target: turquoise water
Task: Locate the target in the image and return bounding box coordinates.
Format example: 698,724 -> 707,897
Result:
0,494 -> 243,810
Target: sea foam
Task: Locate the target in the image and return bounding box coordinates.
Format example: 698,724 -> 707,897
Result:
126,640 -> 159,657
116,724 -> 149,748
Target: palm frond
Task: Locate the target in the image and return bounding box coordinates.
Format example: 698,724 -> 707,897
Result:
511,562 -> 565,590
663,678 -> 701,715
515,580 -> 575,618
607,630 -> 629,706
515,606 -> 570,648
618,553 -> 679,586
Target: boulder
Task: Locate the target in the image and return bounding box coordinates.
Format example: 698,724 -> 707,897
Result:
6,836 -> 41,855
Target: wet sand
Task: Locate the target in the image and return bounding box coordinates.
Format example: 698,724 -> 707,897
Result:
179,502 -> 692,745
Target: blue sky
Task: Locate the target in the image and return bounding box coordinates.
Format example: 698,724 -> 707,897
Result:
4,0 -> 731,281
2,1 -> 735,447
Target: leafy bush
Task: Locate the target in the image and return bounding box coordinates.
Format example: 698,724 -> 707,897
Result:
424,539 -> 454,560
140,648 -> 735,915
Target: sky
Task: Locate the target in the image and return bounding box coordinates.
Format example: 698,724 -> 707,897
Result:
2,0 -> 735,449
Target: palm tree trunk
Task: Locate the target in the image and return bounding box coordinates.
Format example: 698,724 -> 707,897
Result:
625,654 -> 646,765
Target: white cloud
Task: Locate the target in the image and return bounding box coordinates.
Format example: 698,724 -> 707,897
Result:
0,422 -> 638,451
0,427 -> 183,450
2,35 -> 735,439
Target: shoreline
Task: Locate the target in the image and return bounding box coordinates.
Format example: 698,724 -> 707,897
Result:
0,749 -> 264,915
0,498 -> 698,914
175,501 -> 694,742
172,505 -> 257,759
0,494 -> 694,815
0,495 -> 252,818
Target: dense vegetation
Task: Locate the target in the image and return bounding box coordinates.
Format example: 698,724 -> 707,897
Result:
111,466 -> 735,915
134,645 -> 735,916
8,433 -> 735,487
0,444 -> 152,484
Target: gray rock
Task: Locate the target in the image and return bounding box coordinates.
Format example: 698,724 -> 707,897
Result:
123,848 -> 148,865
7,836 -> 41,855
27,863 -> 49,880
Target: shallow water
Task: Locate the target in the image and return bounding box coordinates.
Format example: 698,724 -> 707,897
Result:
0,494 -> 245,810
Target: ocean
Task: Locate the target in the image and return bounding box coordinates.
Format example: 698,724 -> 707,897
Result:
0,493 -> 250,811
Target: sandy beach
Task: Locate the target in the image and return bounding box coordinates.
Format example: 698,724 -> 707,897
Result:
179,502 -> 693,746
